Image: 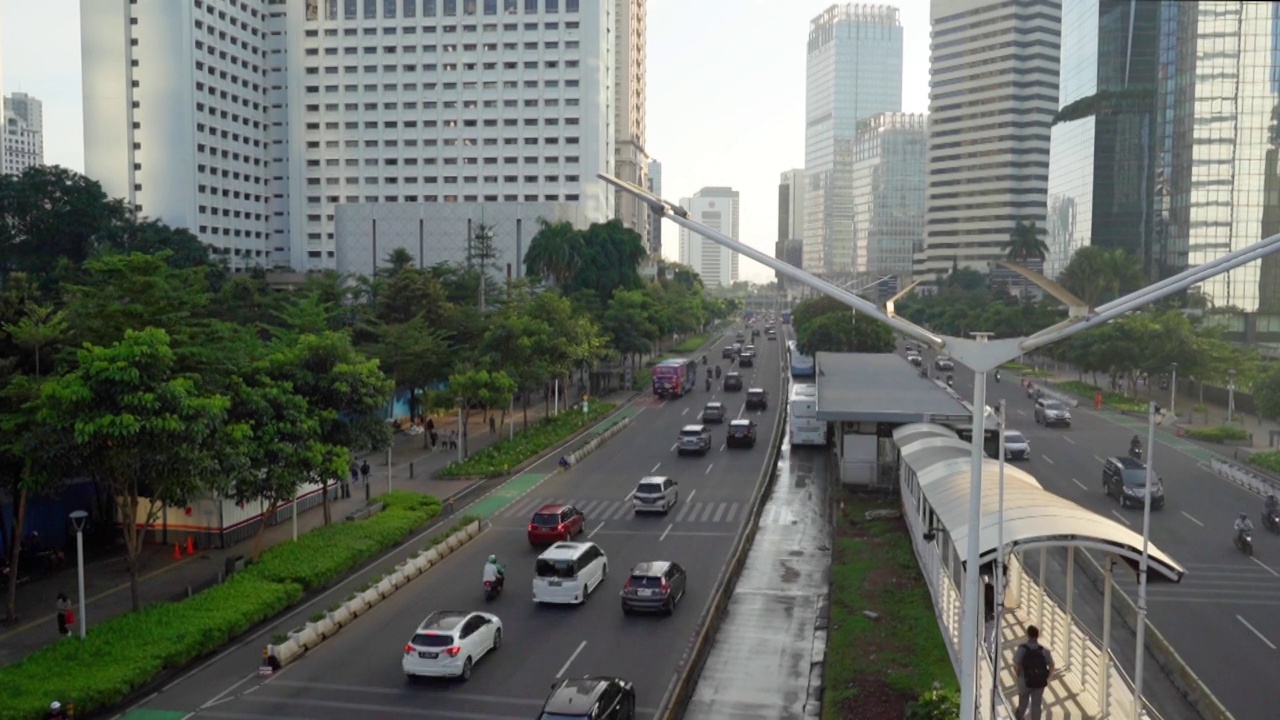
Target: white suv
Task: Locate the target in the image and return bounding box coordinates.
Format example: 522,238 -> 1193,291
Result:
677,424 -> 712,455
401,610 -> 502,681
633,476 -> 679,514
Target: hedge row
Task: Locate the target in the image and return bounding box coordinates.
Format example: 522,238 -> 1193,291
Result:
438,402 -> 615,478
1251,451 -> 1280,475
0,490 -> 442,720
1182,424 -> 1249,443
1055,381 -> 1149,412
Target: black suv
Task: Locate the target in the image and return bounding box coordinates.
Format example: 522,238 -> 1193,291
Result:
722,346 -> 736,359
738,352 -> 755,368
539,676 -> 636,720
745,388 -> 768,410
701,402 -> 726,424
723,372 -> 744,391
726,419 -> 757,448
1102,456 -> 1166,510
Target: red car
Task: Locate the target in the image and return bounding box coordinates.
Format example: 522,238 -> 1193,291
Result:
527,504 -> 586,547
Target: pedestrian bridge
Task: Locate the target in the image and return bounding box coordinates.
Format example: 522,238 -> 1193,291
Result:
893,423 -> 1185,719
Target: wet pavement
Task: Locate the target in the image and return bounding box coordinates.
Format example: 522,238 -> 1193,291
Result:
684,424 -> 831,720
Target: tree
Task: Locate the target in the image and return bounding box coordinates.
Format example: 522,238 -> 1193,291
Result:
448,368 -> 494,458
478,309 -> 552,429
1003,221 -> 1049,298
60,252 -> 210,350
524,219 -> 584,289
603,289 -> 658,369
796,312 -> 856,356
35,328 -> 235,610
385,247 -> 417,277
564,219 -> 648,302
94,216 -> 213,270
372,315 -> 452,445
1059,246 -> 1144,307
266,332 -> 392,525
467,222 -> 500,312
852,313 -> 896,353
0,166 -> 125,285
225,370 -> 340,560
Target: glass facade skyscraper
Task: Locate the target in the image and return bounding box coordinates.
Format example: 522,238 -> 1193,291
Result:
852,112 -> 926,278
803,4 -> 903,276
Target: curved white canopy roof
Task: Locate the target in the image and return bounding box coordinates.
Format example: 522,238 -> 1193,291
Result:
894,424 -> 1185,583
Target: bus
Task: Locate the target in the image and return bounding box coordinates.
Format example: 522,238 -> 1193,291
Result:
788,383 -> 828,447
787,340 -> 815,378
652,358 -> 697,398
781,311 -> 792,325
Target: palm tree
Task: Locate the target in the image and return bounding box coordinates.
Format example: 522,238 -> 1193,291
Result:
1097,248 -> 1144,300
1003,221 -> 1049,298
384,247 -> 416,277
524,219 -> 584,288
1059,246 -> 1144,306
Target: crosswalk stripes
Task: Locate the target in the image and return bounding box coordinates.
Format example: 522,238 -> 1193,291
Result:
496,495 -> 747,524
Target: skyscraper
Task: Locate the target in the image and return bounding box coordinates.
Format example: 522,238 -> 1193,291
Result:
851,112 -> 925,278
647,158 -> 663,255
777,168 -> 805,289
3,93 -> 43,176
678,187 -> 740,288
614,0 -> 650,241
804,4 -> 903,277
915,0 -> 1061,280
81,0 -> 630,273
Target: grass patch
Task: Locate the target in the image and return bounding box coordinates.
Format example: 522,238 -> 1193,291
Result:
672,333 -> 711,353
1250,451 -> 1280,475
1054,380 -> 1148,412
1183,425 -> 1249,443
824,491 -> 957,720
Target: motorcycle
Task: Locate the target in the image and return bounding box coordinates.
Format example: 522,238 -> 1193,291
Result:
706,377 -> 712,392
484,576 -> 504,602
1235,530 -> 1255,556
1129,445 -> 1143,462
1264,511 -> 1280,534
994,371 -> 1001,383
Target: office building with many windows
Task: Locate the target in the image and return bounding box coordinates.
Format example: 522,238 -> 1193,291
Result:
678,187 -> 739,288
777,168 -> 805,289
915,0 -> 1061,280
3,92 -> 43,176
852,112 -> 925,278
647,158 -> 662,255
613,0 -> 649,243
804,4 -> 902,276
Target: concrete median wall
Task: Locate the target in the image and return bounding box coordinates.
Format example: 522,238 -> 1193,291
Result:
562,415 -> 635,468
264,519 -> 483,670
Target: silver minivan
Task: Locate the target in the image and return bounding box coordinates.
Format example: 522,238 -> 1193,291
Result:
632,476 -> 679,514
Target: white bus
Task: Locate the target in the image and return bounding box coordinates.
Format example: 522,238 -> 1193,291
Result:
787,341 -> 815,378
788,383 -> 828,447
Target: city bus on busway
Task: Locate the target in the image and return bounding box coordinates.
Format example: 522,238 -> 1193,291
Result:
788,383 -> 828,447
651,358 -> 697,398
787,340 -> 815,378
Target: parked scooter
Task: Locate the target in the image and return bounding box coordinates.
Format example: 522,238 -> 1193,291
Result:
1235,530 -> 1255,556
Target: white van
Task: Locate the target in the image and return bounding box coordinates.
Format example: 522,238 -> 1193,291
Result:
532,541 -> 609,605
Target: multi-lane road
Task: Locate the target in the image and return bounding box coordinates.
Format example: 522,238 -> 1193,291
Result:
933,352 -> 1278,720
126,329 -> 787,720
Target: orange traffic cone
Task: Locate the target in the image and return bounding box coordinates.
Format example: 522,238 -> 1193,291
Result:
186,536 -> 196,555
172,542 -> 182,560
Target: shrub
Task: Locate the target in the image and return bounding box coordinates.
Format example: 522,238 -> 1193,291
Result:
1056,381 -> 1148,412
438,403 -> 615,478
906,686 -> 960,720
0,490 -> 442,720
672,333 -> 711,353
1250,451 -> 1280,475
1183,425 -> 1249,443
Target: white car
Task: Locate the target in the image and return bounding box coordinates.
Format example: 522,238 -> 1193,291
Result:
401,610 -> 502,681
633,476 -> 679,514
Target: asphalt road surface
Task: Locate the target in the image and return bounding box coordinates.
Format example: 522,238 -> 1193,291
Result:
128,329 -> 787,720
932,350 -> 1274,720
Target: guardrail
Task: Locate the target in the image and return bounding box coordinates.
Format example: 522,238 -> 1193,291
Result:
1207,457 -> 1280,498
655,366 -> 790,719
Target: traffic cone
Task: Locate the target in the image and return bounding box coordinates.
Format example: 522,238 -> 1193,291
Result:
172,542 -> 182,560
186,536 -> 196,555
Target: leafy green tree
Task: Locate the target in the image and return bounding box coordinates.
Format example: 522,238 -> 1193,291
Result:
384,247 -> 417,277
265,332 -> 393,525
60,252 -> 209,350
484,370 -> 519,434
797,312 -> 855,355
564,219 -> 648,302
604,289 -> 658,369
852,313 -> 896,352
448,368 -> 494,458
1003,220 -> 1049,298
524,219 -> 585,288
0,166 -> 126,285
376,267 -> 450,326
478,308 -> 552,428
225,370 -> 341,560
1059,246 -> 1144,306
35,328 -> 236,610
94,216 -> 212,270
372,316 -> 452,445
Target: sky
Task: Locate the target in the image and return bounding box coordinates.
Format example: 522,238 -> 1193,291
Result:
1,0 -> 932,283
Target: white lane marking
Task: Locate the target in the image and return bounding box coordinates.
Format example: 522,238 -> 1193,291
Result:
686,489 -> 697,503
1016,409 -> 1027,416
670,443 -> 677,452
1111,509 -> 1131,526
1042,456 -> 1055,465
1181,511 -> 1204,527
556,641 -> 588,677
1072,478 -> 1087,491
624,490 -> 635,501
1237,615 -> 1277,649
200,674 -> 257,709
1251,556 -> 1280,577
682,408 -> 689,416
1063,437 -> 1076,445
587,522 -> 606,539
705,463 -> 714,475
651,462 -> 661,473
719,443 -> 726,451
659,524 -> 673,542
1095,455 -> 1104,463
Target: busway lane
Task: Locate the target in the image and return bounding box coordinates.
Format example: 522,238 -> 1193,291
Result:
132,328 -> 786,720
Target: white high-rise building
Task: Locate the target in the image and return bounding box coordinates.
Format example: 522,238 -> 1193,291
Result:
646,158 -> 662,255
914,0 -> 1060,279
3,93 -> 44,175
613,0 -> 649,241
81,0 -> 272,271
804,4 -> 902,276
678,187 -> 739,288
81,0 -> 628,273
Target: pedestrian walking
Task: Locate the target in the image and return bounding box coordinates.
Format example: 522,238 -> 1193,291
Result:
55,592 -> 72,638
983,575 -> 997,649
489,415 -> 497,435
1013,624 -> 1055,720
359,460 -> 371,486
426,416 -> 436,447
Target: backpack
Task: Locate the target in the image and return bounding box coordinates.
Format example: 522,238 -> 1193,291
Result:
1020,644 -> 1050,689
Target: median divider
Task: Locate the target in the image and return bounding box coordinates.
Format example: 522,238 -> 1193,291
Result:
655,374 -> 790,719
1075,550 -> 1235,720
562,415 -> 635,468
263,518 -> 483,671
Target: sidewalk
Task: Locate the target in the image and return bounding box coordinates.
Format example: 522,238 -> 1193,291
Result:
0,398 -> 570,668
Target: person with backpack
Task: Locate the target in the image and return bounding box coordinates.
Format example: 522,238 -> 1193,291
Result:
1013,624 -> 1055,720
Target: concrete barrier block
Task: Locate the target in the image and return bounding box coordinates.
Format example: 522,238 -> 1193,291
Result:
345,594 -> 368,616
413,554 -> 434,573
294,627 -> 319,650
361,587 -> 382,607
446,534 -> 461,552
274,639 -> 302,666
313,616 -> 336,639
331,605 -> 353,627
424,547 -> 441,564
436,541 -> 452,559
376,576 -> 396,595
386,571 -> 405,589
400,560 -> 421,580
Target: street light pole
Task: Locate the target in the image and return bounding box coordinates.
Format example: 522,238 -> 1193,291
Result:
991,400 -> 1007,717
1133,401 -> 1158,720
457,396 -> 465,464
1227,370 -> 1237,424
68,510 -> 88,640
959,333 -> 992,719
1169,362 -> 1177,417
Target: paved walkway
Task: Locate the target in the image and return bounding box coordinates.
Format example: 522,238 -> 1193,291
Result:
0,399 -> 565,668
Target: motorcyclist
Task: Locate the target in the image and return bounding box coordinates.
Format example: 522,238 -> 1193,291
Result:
706,375 -> 712,391
482,554 -> 505,591
46,702 -> 67,720
701,354 -> 708,365
1266,494 -> 1279,522
1129,435 -> 1143,456
946,373 -> 954,388
1236,512 -> 1255,544
994,369 -> 1001,383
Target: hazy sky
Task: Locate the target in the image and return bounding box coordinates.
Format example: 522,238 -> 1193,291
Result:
1,0 -> 931,282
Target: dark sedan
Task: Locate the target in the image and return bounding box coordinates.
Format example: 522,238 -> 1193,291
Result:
723,372 -> 744,391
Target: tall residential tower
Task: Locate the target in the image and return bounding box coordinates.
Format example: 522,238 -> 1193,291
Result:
803,4 -> 903,277
3,93 -> 43,175
678,186 -> 740,288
